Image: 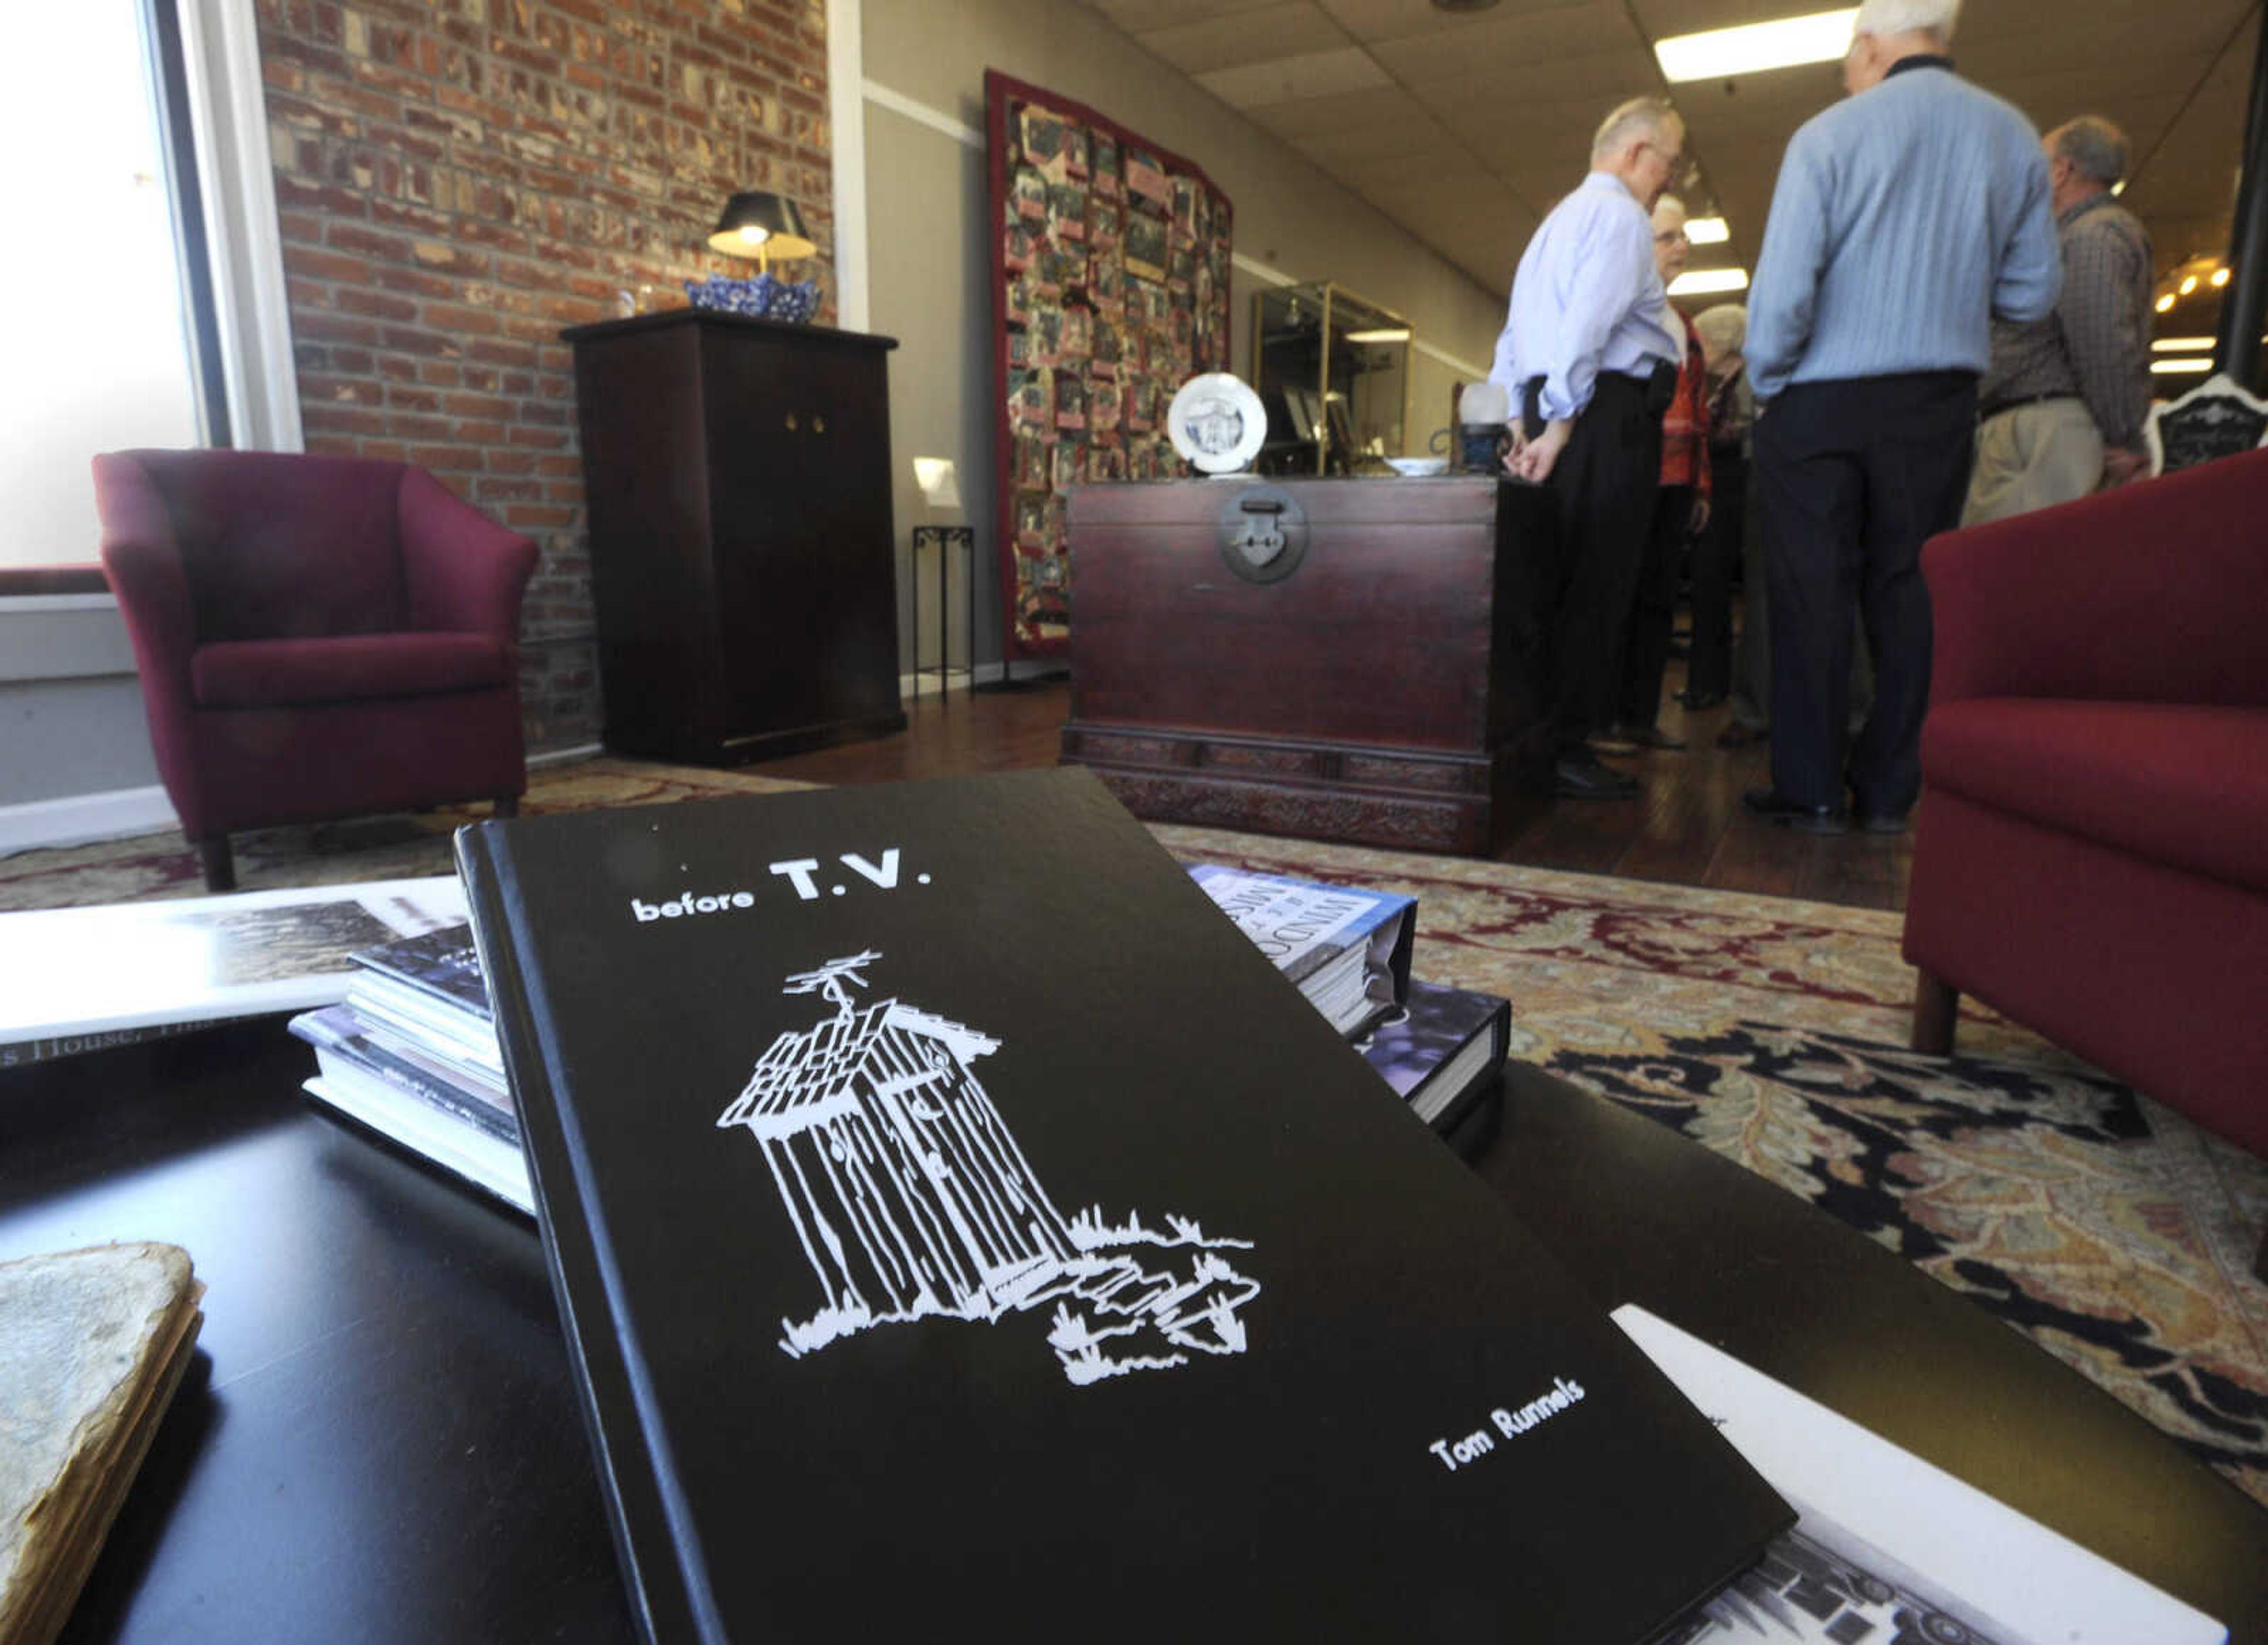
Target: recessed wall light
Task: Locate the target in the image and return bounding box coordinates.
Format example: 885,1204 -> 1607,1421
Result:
1655,9 -> 1858,83
2152,357 -> 2214,374
1684,217 -> 1730,244
1668,268 -> 1749,296
2152,337 -> 2216,351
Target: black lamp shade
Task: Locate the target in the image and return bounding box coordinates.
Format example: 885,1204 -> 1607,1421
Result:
708,191 -> 816,262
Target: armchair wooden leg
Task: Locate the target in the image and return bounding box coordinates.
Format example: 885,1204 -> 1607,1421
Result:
195,835 -> 236,893
494,795 -> 520,819
1911,967 -> 1958,1056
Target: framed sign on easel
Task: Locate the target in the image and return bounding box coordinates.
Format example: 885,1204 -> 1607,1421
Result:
983,70 -> 1234,661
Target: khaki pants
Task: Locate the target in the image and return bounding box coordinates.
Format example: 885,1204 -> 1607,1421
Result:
1961,397 -> 2103,526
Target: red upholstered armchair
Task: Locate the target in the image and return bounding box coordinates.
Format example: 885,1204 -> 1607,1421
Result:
1904,449 -> 2268,1180
93,449 -> 539,892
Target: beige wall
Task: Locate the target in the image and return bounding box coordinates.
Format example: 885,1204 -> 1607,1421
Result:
859,0 -> 1508,673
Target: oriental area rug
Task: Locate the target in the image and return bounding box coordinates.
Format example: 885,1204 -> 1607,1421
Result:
5,758 -> 2264,1507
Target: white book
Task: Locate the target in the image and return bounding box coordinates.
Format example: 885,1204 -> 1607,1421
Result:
304,1061 -> 533,1216
1614,1304 -> 2226,1645
0,878 -> 465,1049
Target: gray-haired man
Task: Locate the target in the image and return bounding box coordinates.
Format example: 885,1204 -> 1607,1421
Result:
1489,97 -> 1686,799
1742,0 -> 2059,834
1964,116 -> 2155,523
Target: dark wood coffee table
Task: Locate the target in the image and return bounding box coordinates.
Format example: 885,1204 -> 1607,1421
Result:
5,1024 -> 2263,1643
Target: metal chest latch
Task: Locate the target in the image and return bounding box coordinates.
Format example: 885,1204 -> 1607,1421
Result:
1216,486 -> 1308,584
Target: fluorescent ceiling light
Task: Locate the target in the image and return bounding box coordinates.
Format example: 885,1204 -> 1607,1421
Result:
1656,8 -> 1858,83
2153,337 -> 2216,352
1344,328 -> 1411,344
1668,267 -> 1749,296
1684,216 -> 1730,244
2151,358 -> 2214,375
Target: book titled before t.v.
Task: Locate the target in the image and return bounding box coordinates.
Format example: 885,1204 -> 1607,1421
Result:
455,769 -> 1788,1645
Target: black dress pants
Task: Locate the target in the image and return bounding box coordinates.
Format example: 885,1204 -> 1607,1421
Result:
1754,370 -> 1977,815
1615,482 -> 1693,731
1534,373 -> 1664,754
1685,445 -> 1745,703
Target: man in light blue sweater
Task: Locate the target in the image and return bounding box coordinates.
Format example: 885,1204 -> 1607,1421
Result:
1742,0 -> 2060,835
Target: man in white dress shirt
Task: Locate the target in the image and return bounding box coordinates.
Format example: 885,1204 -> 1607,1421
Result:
1491,96 -> 1687,799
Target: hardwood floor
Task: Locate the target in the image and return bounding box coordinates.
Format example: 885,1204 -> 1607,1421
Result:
757,668 -> 1914,915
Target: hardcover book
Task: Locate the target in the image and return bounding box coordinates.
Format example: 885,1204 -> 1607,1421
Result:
454,769 -> 1788,1644
1615,1305 -> 2225,1644
1185,862 -> 1415,1036
1,1243 -> 203,1645
1353,978 -> 1511,1133
0,878 -> 464,1065
348,923 -> 493,1022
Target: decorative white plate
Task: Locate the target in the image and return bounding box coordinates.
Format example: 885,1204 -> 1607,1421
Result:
1167,373 -> 1267,475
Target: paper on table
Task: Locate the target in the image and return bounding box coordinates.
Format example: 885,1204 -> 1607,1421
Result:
1614,1304 -> 2226,1645
0,878 -> 465,1045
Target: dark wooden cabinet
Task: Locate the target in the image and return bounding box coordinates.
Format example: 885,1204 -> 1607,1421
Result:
1058,475 -> 1556,853
563,311 -> 905,765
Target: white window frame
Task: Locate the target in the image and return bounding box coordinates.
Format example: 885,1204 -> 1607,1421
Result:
175,0 -> 301,452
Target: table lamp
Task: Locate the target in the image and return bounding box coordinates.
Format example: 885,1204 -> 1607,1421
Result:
707,191 -> 816,275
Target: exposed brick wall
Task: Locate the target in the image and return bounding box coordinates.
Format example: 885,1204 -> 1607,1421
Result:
255,0 -> 835,750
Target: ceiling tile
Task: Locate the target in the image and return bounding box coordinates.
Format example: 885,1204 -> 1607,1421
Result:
1319,0 -> 1599,45
1416,45 -> 1664,117
1194,45 -> 1394,107
1083,0 -> 1288,31
1290,113 -> 1467,166
1135,4 -> 1350,74
1244,83 -> 1434,139
1367,4 -> 1636,83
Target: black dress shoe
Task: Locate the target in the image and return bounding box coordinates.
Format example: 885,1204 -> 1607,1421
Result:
1556,755 -> 1640,799
1742,786 -> 1848,834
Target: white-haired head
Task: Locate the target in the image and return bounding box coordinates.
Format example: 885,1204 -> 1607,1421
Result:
1852,0 -> 1961,46
1592,96 -> 1682,166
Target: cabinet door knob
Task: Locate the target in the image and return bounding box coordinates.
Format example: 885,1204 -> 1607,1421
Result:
784,412 -> 799,431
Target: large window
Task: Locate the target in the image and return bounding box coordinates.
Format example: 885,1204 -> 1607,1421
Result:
1,1 -> 217,571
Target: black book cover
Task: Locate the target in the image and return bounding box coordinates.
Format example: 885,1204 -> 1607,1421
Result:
454,769 -> 1789,1645
1353,978 -> 1511,1134
348,923 -> 492,1021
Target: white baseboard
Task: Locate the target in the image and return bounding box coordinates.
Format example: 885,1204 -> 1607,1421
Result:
1,749 -> 604,859
0,785 -> 180,857
529,742 -> 603,768
902,660 -> 1064,696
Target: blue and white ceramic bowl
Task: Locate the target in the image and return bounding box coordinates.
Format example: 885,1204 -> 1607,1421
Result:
683,273 -> 821,324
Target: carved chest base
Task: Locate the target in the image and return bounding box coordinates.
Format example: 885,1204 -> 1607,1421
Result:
1060,722 -> 1549,856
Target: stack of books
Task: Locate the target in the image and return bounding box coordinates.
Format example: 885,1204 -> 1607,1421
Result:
287,926 -> 532,1215
293,864 -> 1508,1215
443,768 -> 1794,1642
1187,863 -> 1510,1134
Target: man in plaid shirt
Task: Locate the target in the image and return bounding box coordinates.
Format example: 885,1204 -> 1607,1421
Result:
1964,115 -> 2155,523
